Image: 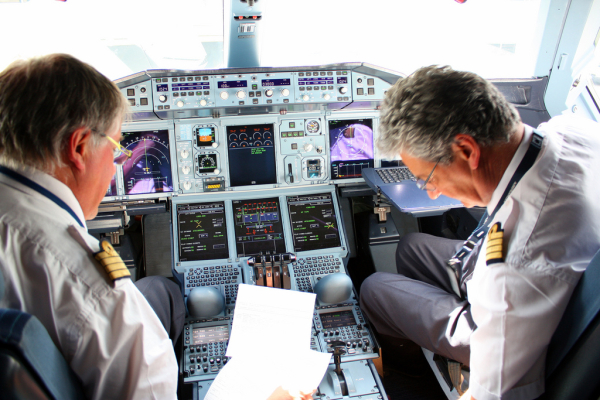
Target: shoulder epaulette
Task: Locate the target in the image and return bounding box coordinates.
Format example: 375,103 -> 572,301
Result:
94,241 -> 131,282
486,222 -> 505,266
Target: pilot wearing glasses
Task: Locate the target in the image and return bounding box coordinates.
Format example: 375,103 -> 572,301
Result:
360,65 -> 600,400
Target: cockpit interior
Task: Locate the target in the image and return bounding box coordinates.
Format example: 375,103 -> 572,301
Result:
1,0 -> 600,399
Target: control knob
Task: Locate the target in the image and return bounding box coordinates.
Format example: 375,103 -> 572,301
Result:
158,94 -> 168,103
339,87 -> 348,95
220,91 -> 229,100
236,90 -> 246,99
281,88 -> 290,97
181,165 -> 191,174
180,149 -> 189,159
182,181 -> 192,191
200,99 -> 208,106
176,100 -> 185,108
265,89 -> 274,97
302,94 -> 309,101
303,143 -> 313,152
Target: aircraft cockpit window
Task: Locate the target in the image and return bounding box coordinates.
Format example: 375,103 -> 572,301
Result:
0,0 -> 224,80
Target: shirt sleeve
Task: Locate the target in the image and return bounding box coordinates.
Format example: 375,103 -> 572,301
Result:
68,279 -> 178,400
468,262 -> 576,400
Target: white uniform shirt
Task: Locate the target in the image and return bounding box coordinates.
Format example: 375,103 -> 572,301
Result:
467,115 -> 600,400
0,165 -> 178,400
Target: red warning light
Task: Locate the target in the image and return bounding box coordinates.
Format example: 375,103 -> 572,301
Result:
455,0 -> 467,3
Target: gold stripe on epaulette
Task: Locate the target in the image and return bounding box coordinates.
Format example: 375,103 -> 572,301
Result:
486,222 -> 505,265
94,241 -> 131,282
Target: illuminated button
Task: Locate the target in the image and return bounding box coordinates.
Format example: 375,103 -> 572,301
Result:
140,98 -> 148,105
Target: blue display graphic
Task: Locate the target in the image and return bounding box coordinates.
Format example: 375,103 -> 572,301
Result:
218,80 -> 248,89
233,198 -> 286,257
262,79 -> 291,87
329,119 -> 374,180
120,129 -> 173,195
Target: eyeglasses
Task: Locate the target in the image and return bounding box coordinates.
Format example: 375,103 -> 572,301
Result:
101,134 -> 132,165
416,158 -> 441,191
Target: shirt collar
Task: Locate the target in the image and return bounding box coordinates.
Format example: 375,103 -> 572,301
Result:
486,125 -> 534,214
0,163 -> 88,229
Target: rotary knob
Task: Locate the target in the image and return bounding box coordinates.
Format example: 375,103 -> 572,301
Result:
302,94 -> 310,101
281,88 -> 290,97
182,181 -> 192,190
236,90 -> 246,99
182,165 -> 191,174
323,93 -> 331,100
176,100 -> 185,108
303,143 -> 314,152
339,87 -> 348,95
159,94 -> 168,103
180,149 -> 190,159
220,91 -> 229,100
200,99 -> 208,106
265,89 -> 274,97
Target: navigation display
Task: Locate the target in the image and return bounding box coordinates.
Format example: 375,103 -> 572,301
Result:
328,119 -> 374,180
287,193 -> 341,252
227,124 -> 276,187
178,202 -> 229,262
120,129 -> 173,195
233,198 -> 286,257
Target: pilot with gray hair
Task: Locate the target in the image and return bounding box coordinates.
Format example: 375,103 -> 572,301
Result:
0,53 -> 187,399
360,65 -> 600,400
0,54 -> 316,400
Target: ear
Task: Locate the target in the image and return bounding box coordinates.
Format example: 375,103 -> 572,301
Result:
66,127 -> 93,172
451,134 -> 480,170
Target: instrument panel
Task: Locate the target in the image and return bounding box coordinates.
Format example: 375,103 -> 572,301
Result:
108,63 -> 396,202
109,64 -> 398,399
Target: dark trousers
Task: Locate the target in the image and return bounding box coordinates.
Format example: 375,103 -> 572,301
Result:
135,276 -> 185,345
359,232 -> 477,365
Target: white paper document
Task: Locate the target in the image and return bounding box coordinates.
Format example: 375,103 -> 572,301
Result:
205,284 -> 332,400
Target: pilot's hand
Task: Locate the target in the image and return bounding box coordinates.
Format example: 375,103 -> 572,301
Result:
267,385 -> 316,400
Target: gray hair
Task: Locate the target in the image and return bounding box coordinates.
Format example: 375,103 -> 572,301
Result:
0,54 -> 129,173
377,65 -> 521,163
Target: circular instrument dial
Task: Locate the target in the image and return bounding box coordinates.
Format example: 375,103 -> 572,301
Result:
306,120 -> 320,134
